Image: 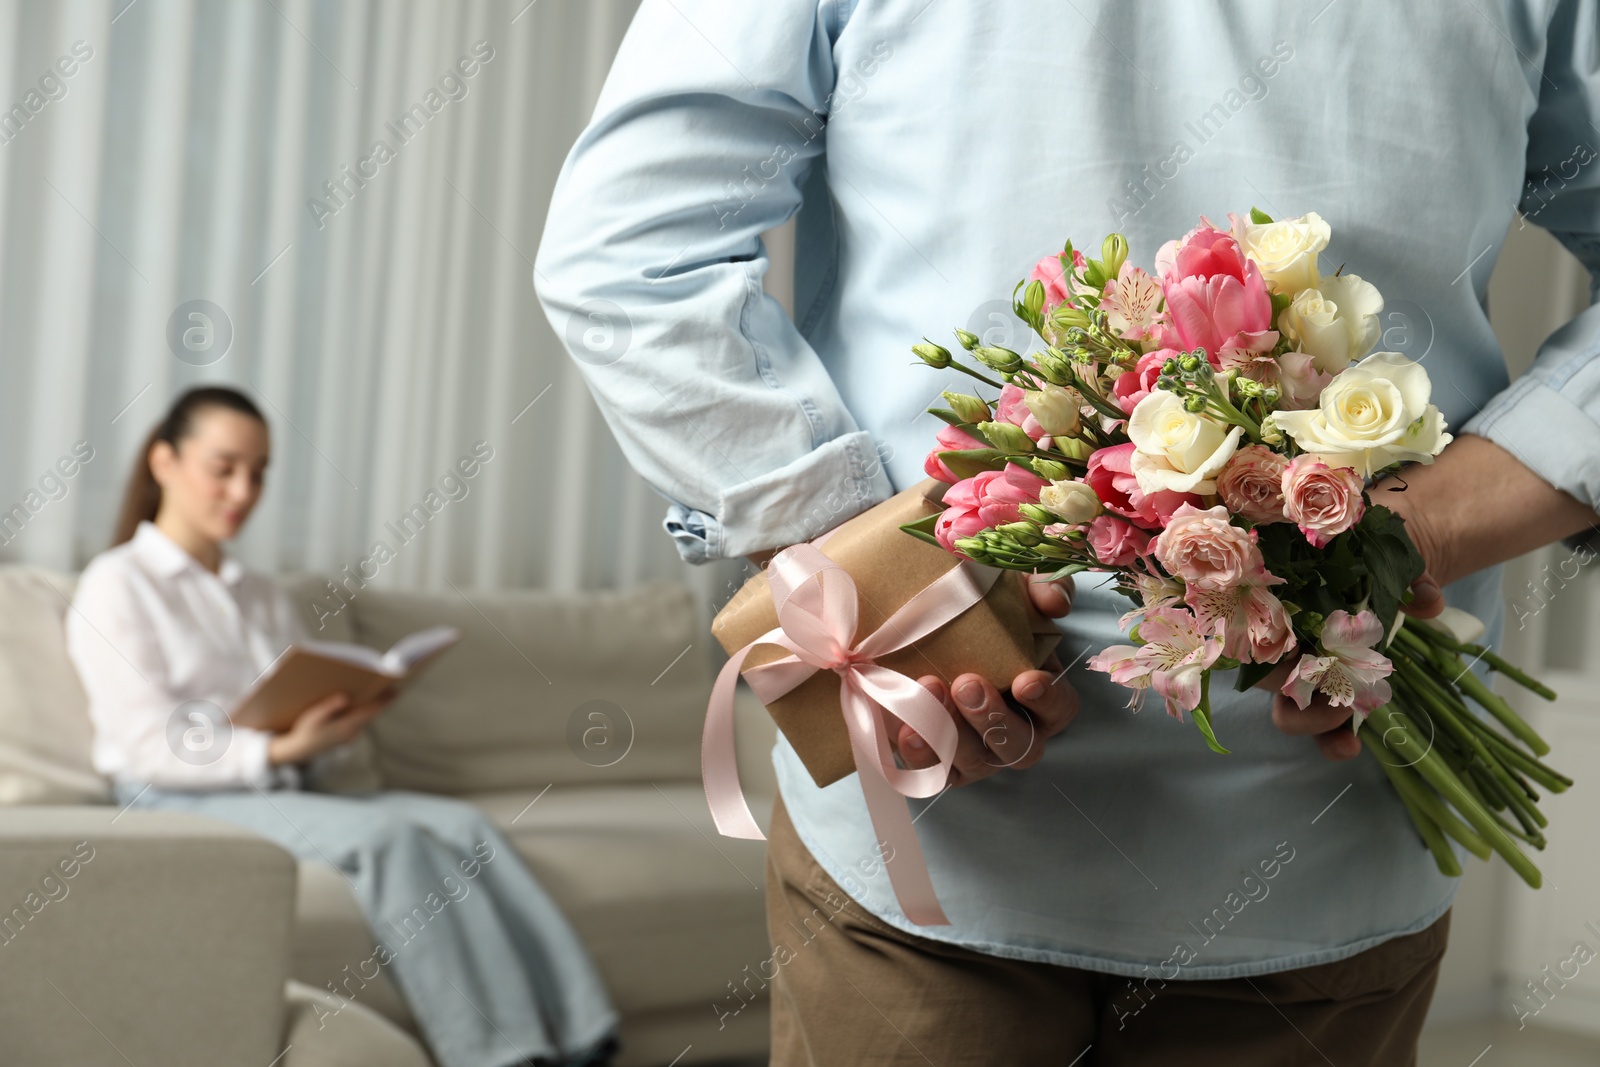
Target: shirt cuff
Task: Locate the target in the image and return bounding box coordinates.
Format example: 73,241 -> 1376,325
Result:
1461,375 -> 1600,528
235,728 -> 282,791
662,430 -> 894,563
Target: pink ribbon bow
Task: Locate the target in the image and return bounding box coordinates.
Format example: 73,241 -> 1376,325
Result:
702,541 -> 1002,926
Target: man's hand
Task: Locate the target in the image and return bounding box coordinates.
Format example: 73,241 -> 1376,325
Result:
893,572 -> 1080,787
1262,433 -> 1600,761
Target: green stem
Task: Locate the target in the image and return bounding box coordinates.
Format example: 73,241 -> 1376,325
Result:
1364,731 -> 1463,876
1363,703 -> 1543,888
1402,631 -> 1552,757
1403,619 -> 1558,700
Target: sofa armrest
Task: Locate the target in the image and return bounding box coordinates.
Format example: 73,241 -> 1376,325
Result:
0,805 -> 298,1067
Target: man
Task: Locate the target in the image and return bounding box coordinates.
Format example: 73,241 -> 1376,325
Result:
535,2 -> 1600,1062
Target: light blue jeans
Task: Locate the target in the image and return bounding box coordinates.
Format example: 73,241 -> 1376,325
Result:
112,781 -> 619,1067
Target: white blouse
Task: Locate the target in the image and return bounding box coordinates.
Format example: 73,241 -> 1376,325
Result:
66,520 -> 323,791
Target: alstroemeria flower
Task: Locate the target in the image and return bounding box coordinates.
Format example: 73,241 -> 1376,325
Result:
1088,606 -> 1223,721
1101,262 -> 1166,341
1280,609 -> 1396,730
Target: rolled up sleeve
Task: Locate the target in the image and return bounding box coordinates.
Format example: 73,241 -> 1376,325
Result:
533,0 -> 892,564
1462,0 -> 1600,512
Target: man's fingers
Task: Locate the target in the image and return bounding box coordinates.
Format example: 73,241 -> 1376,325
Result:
1314,725 -> 1362,761
1025,572 -> 1075,619
1400,570 -> 1446,620
1271,691 -> 1351,737
1008,667 -> 1079,739
949,674 -> 1034,775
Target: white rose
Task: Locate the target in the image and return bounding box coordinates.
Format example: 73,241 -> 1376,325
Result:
1128,390 -> 1245,495
1039,479 -> 1101,524
1024,384 -> 1082,437
1279,273 -> 1384,375
1231,211 -> 1331,295
1271,351 -> 1452,477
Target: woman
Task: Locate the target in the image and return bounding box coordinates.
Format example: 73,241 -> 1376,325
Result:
65,385 -> 620,1067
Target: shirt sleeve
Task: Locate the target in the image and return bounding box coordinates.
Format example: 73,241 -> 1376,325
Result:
533,0 -> 893,565
65,562 -> 278,791
1461,0 -> 1600,516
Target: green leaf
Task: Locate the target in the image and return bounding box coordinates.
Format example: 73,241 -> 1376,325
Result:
1192,672 -> 1231,754
1249,206 -> 1274,225
925,407 -> 969,429
1233,660 -> 1279,693
936,447 -> 1009,480
1047,562 -> 1090,582
899,516 -> 943,549
1191,702 -> 1232,755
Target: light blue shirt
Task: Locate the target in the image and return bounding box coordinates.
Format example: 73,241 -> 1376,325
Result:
535,0 -> 1600,979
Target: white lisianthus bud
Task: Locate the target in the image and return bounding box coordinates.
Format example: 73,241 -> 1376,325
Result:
1259,413 -> 1285,445
1024,384 -> 1083,437
1039,479 -> 1102,524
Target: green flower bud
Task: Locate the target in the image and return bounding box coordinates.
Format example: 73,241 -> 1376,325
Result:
977,419 -> 1035,453
974,346 -> 1025,374
1183,394 -> 1207,413
954,328 -> 981,351
1018,503 -> 1057,525
1022,383 -> 1083,437
1233,376 -> 1263,398
941,391 -> 991,424
1101,233 -> 1129,278
1162,358 -> 1180,375
1000,521 -> 1042,547
953,537 -> 989,561
1178,354 -> 1201,372
1029,458 -> 1071,481
912,340 -> 952,368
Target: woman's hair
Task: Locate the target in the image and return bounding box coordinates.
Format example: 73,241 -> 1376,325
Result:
110,386 -> 266,548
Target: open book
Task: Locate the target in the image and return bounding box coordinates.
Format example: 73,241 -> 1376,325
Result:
230,625 -> 462,732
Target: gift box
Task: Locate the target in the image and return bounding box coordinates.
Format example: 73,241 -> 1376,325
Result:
711,476 -> 1063,789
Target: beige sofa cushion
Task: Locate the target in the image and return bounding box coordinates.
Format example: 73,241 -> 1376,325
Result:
351,583 -> 708,793
0,567 -> 108,804
290,782 -> 771,1030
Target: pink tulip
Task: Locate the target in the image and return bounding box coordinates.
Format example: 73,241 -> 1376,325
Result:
924,424 -> 991,484
1084,443 -> 1196,531
934,465 -> 1049,552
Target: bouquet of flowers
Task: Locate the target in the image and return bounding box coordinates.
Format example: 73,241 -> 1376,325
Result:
903,210 -> 1569,887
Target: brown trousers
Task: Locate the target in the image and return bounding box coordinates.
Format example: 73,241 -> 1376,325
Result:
765,794 -> 1448,1067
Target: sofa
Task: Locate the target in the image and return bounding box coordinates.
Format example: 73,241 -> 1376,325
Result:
0,565 -> 778,1067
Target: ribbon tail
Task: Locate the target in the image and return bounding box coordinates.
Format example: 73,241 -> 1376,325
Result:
843,688 -> 952,926
702,644 -> 767,841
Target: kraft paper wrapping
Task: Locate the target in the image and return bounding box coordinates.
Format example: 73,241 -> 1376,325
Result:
711,477 -> 1063,788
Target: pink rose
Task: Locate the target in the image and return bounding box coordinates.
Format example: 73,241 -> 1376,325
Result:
934,465 -> 1050,552
1086,515 -> 1151,567
995,382 -> 1047,442
1084,443 -> 1197,531
1153,503 -> 1271,591
1112,349 -> 1178,416
1030,248 -> 1088,312
1216,445 -> 1290,525
1281,456 -> 1366,547
924,424 -> 990,483
1159,224 -> 1273,360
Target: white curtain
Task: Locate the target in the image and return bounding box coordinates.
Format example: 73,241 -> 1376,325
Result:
0,0 -> 751,613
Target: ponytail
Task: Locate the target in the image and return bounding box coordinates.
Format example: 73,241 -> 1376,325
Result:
110,386 -> 265,548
